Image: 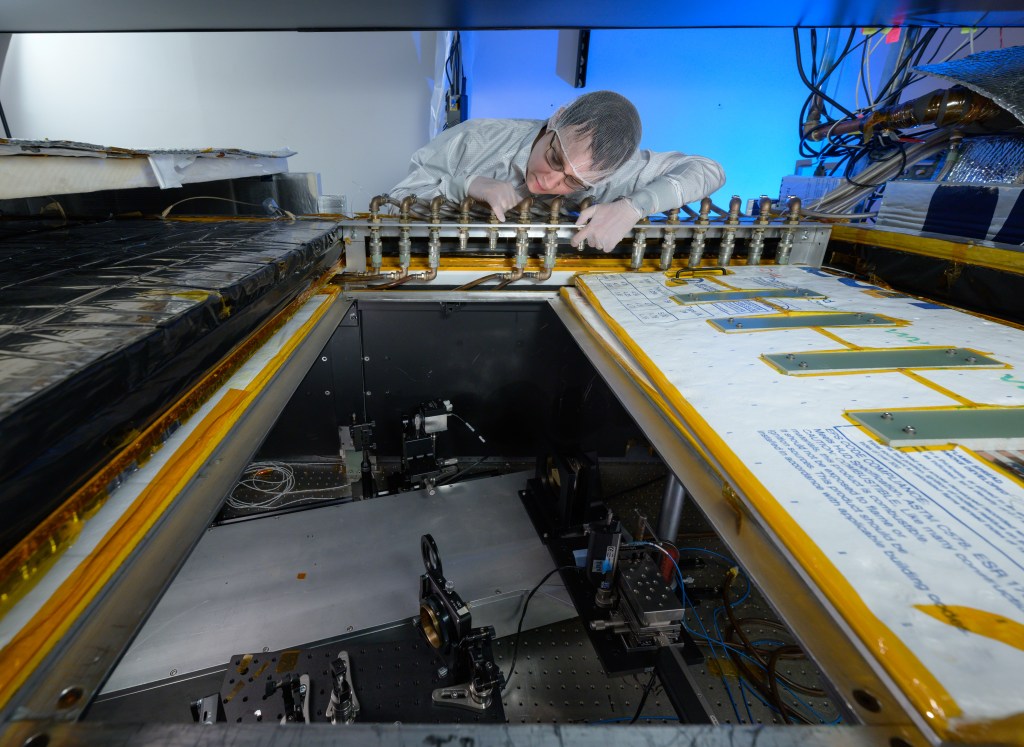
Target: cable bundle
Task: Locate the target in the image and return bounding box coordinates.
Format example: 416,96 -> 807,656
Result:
793,27 -> 989,220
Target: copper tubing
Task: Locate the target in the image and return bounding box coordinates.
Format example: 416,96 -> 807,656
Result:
808,86 -> 1005,142
399,195 -> 416,221
369,194 -> 388,217
454,273 -> 504,291
429,195 -> 445,222
370,273 -> 416,290
516,197 -> 534,222
494,268 -> 524,290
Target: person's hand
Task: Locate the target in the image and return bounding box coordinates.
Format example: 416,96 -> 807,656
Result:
571,199 -> 642,252
467,176 -> 520,222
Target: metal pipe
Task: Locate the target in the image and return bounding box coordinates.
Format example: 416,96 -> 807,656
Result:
458,197 -> 474,251
933,131 -> 964,182
494,267 -> 524,290
717,195 -> 742,267
370,272 -> 418,290
658,208 -> 680,271
687,197 -> 712,268
776,197 -> 801,265
428,195 -> 444,272
398,195 -> 415,273
454,272 -> 504,291
514,197 -> 533,271
487,211 -> 499,251
629,216 -> 650,271
657,474 -> 686,543
807,85 -> 1005,142
368,195 -> 387,273
535,197 -> 562,282
747,197 -> 772,266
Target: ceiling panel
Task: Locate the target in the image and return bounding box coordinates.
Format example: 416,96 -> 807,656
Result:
1,0 -> 1023,32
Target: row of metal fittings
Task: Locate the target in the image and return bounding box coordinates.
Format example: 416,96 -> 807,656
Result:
354,194 -> 804,288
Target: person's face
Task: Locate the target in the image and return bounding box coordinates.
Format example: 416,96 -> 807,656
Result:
525,130 -> 591,195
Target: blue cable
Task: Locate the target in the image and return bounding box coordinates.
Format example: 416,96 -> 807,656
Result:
636,542 -> 744,723
648,542 -> 840,725
736,678 -> 756,724
729,645 -> 843,724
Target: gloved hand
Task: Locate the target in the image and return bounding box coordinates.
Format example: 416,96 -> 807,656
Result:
467,176 -> 521,222
571,199 -> 642,252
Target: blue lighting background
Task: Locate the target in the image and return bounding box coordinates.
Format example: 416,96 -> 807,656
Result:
465,29 -> 812,211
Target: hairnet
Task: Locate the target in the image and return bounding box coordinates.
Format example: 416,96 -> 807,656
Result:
548,90 -> 642,187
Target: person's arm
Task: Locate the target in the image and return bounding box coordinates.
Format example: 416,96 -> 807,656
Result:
387,124 -> 479,203
621,153 -> 726,216
572,151 -> 725,251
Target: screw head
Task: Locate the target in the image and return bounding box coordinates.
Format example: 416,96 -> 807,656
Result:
902,425 -> 917,434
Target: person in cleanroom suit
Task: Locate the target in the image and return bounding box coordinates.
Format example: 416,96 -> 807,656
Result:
388,90 -> 725,251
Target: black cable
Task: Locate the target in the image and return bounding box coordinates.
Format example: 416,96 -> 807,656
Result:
795,28 -> 869,160
904,27 -> 989,88
436,456 -> 488,486
629,670 -> 659,724
793,28 -> 856,119
844,138 -> 907,189
874,28 -> 937,108
0,97 -> 11,139
503,565 -> 578,692
859,32 -> 873,108
810,28 -> 819,85
920,26 -> 955,67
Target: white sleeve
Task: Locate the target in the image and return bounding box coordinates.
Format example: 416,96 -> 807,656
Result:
387,124 -> 478,202
593,151 -> 726,216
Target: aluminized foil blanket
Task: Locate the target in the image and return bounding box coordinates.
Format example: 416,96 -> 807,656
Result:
914,45 -> 1024,126
943,135 -> 1024,183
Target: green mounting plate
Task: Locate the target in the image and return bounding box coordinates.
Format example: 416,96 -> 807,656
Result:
848,408 -> 1024,445
710,312 -> 900,332
671,287 -> 826,305
765,347 -> 1004,374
